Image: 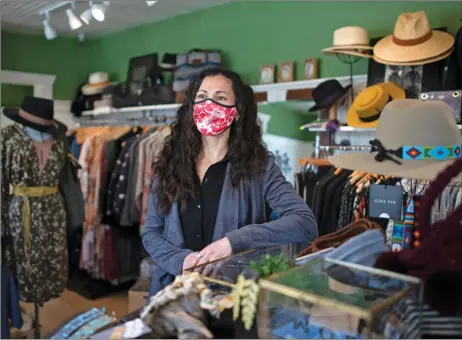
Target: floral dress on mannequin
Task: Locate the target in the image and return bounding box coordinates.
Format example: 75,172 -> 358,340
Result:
1,124 -> 68,305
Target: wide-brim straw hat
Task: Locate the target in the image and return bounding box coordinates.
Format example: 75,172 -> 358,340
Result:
373,11 -> 455,64
373,46 -> 454,66
346,82 -> 405,128
329,99 -> 462,182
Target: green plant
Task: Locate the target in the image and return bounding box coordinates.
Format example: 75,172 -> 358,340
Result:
249,252 -> 292,278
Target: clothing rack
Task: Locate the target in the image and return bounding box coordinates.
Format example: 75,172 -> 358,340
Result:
317,145 -> 371,151
75,114 -> 174,127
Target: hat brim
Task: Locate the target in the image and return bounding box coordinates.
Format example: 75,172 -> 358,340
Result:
308,84 -> 352,112
323,48 -> 373,59
81,82 -> 110,96
373,30 -> 454,64
329,152 -> 462,183
373,47 -> 454,66
346,83 -> 406,128
2,107 -> 67,136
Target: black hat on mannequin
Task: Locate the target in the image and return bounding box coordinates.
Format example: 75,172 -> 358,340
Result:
2,96 -> 67,136
309,79 -> 351,112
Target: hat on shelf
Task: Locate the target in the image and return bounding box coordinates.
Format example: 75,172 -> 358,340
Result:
329,99 -> 462,182
81,72 -> 111,96
322,26 -> 373,58
346,82 -> 405,128
159,53 -> 177,71
2,96 -> 67,136
373,11 -> 455,66
308,79 -> 352,112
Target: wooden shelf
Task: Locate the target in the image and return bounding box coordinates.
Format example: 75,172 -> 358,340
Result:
79,74 -> 368,118
305,125 -> 462,132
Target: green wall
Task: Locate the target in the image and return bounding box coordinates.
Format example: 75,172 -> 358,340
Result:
91,1 -> 461,84
2,1 -> 460,135
1,30 -> 97,105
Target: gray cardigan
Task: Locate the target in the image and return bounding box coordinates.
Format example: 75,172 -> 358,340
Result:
142,154 -> 318,295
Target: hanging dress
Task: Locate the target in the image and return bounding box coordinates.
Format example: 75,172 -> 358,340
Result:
1,124 -> 68,305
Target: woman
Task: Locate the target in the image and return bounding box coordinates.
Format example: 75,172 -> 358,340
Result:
142,68 -> 318,294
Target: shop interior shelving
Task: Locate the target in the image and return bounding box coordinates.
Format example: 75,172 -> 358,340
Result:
76,74 -> 368,124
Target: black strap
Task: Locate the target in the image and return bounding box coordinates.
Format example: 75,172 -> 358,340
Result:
369,139 -> 402,165
359,94 -> 392,123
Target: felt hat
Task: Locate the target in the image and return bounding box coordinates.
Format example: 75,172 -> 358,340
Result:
2,96 -> 67,136
81,72 -> 110,96
322,26 -> 373,58
346,82 -> 405,128
159,53 -> 177,71
329,99 -> 462,182
309,79 -> 351,112
373,11 -> 455,65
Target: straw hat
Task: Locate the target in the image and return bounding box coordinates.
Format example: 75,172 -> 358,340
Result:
346,82 -> 405,128
329,99 -> 462,182
322,26 -> 373,58
81,72 -> 110,96
373,11 -> 455,65
373,47 -> 454,66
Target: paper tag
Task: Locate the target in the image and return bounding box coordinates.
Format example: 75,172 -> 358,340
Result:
368,184 -> 403,221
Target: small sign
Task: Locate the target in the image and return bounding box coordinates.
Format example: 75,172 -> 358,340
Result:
368,184 -> 403,221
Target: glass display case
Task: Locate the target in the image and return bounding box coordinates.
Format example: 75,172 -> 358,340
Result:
258,257 -> 423,339
184,243 -> 307,291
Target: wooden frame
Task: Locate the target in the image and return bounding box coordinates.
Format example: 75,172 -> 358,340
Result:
278,61 -> 294,83
259,64 -> 276,85
303,58 -> 319,80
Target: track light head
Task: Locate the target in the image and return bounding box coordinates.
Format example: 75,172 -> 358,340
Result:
65,8 -> 83,30
43,19 -> 57,40
91,2 -> 109,22
80,8 -> 93,25
146,1 -> 158,6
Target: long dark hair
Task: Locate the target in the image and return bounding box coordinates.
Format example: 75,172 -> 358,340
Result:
153,68 -> 268,213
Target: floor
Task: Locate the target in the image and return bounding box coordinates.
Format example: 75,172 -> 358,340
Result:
19,289 -> 128,338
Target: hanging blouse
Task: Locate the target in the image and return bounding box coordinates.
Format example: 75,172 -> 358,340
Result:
1,124 -> 68,305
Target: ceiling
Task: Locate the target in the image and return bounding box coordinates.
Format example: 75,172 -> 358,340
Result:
0,0 -> 235,37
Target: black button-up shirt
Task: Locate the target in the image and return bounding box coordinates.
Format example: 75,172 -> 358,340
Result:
180,159 -> 228,252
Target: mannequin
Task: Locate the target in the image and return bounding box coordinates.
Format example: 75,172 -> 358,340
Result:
1,97 -> 70,338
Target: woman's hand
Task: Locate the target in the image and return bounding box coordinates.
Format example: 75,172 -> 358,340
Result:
183,251 -> 200,271
194,237 -> 233,270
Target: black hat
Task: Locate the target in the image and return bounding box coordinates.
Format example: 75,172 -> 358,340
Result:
308,79 -> 352,112
159,53 -> 177,71
2,96 -> 67,136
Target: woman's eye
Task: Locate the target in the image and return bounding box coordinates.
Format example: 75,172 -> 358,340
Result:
217,96 -> 227,101
196,94 -> 206,99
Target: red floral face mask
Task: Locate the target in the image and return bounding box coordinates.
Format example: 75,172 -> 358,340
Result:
193,99 -> 238,136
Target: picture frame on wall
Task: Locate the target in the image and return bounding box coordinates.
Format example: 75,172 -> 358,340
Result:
260,64 -> 276,84
278,61 -> 295,83
366,27 -> 448,99
303,58 -> 319,80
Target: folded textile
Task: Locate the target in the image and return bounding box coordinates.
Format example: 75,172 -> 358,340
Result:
297,219 -> 383,258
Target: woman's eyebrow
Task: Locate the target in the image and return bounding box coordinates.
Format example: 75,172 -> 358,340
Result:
216,90 -> 228,95
197,89 -> 208,93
